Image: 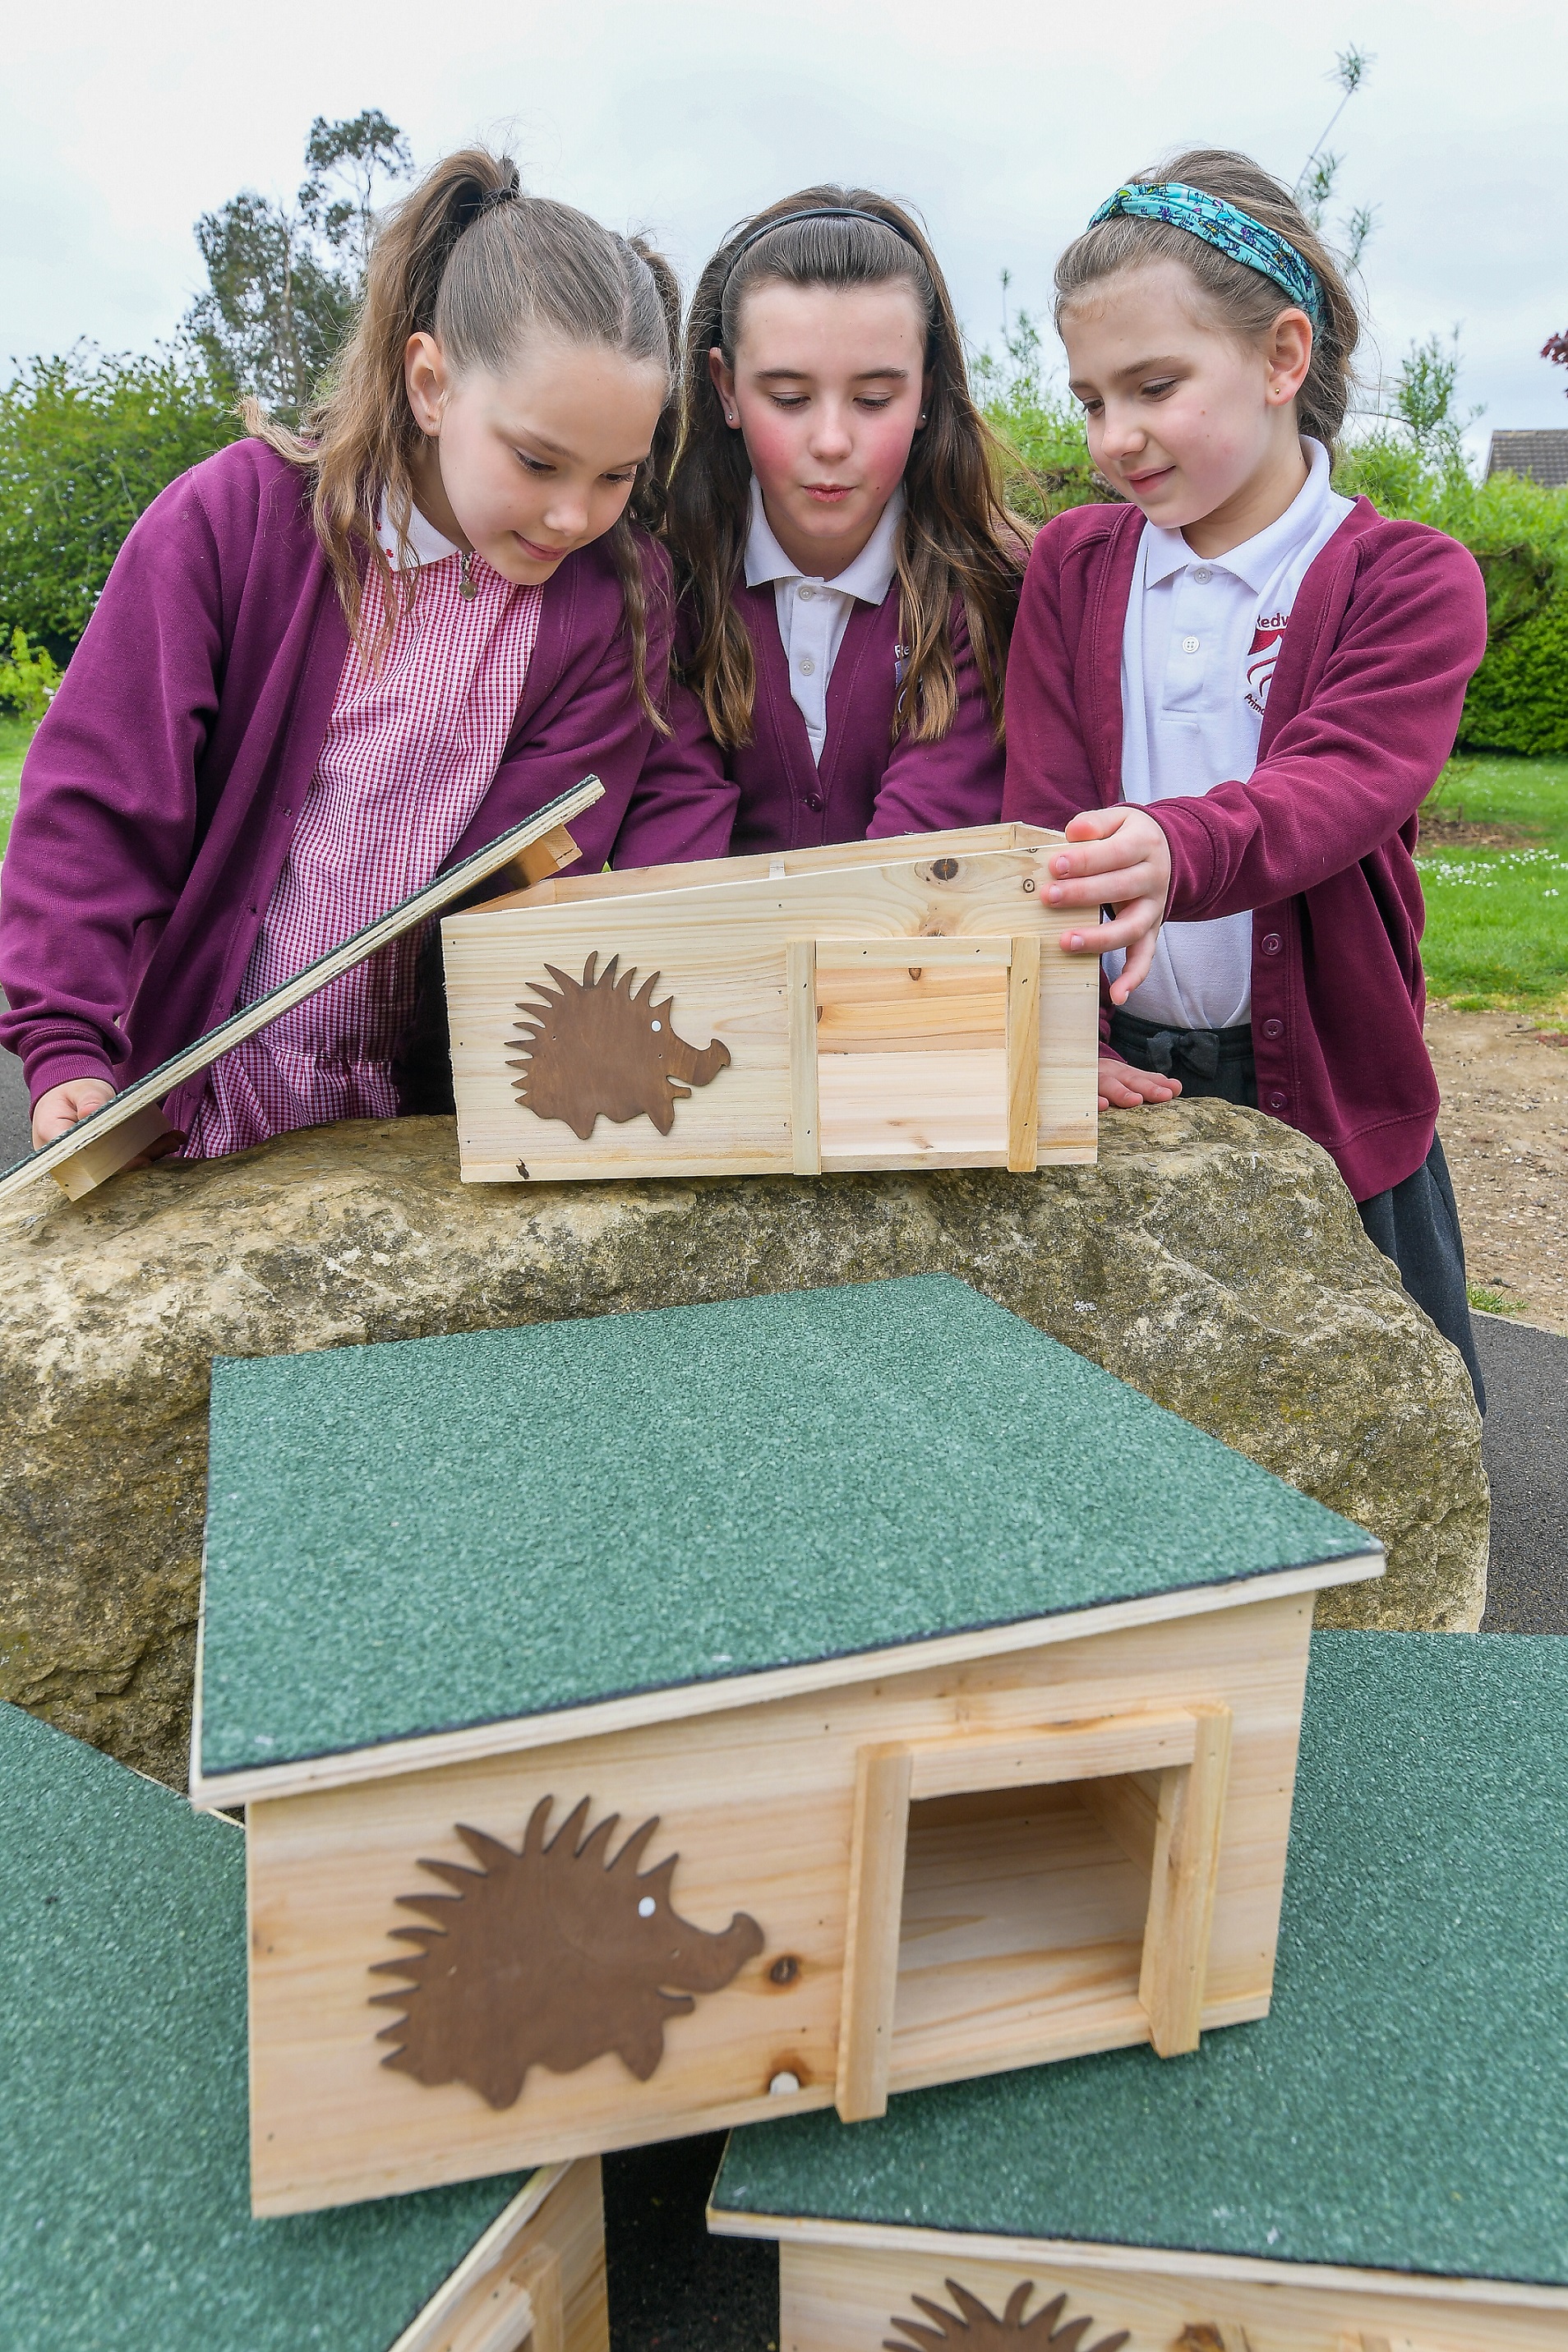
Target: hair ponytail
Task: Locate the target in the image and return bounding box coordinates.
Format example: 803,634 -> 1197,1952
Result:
248,147 -> 678,722
662,183 -> 1027,753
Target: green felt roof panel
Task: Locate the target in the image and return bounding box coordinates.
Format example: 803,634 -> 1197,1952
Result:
198,1276 -> 1373,1776
0,1704 -> 532,2350
713,1633 -> 1568,2289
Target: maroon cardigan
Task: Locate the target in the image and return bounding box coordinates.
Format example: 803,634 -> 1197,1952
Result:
1002,496 -> 1488,1201
0,440 -> 738,1123
643,581 -> 1006,855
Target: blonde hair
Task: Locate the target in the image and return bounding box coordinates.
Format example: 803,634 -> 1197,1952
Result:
250,147 -> 681,720
1054,148 -> 1361,457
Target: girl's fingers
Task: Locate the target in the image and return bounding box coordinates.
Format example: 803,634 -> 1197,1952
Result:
1049,837 -> 1142,881
1060,897 -> 1164,956
1045,866 -> 1154,910
1114,925 -> 1161,998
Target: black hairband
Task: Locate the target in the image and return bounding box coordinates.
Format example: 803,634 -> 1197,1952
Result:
719,205 -> 922,295
458,178 -> 521,233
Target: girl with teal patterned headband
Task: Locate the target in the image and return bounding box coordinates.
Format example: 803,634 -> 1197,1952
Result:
1088,182 -> 1326,330
997,146 -> 1493,1407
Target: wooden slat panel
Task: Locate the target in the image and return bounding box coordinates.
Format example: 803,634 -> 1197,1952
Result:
835,1746 -> 914,2123
905,1710 -> 1199,1800
1006,935 -> 1040,1172
814,937 -> 1013,969
1141,1706 -> 1234,2058
787,941 -> 821,1176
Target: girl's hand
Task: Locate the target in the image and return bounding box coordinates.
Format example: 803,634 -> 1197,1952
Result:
32,1078 -> 115,1150
1099,1056 -> 1181,1113
1045,805 -> 1173,1003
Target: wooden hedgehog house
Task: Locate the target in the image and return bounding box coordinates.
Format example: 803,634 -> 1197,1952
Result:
707,1634 -> 1568,2352
440,823 -> 1100,1181
193,1277 -> 1383,2220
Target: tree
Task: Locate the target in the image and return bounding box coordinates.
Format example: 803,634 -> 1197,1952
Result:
184,111 -> 413,422
1295,44 -> 1378,271
187,192 -> 356,420
0,344 -> 240,655
1543,327 -> 1568,390
300,109 -> 413,281
1392,330 -> 1483,473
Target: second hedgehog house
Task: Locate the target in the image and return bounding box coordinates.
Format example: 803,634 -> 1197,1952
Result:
192,1277 -> 1383,2218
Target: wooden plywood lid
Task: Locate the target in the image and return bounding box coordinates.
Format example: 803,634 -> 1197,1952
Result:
0,1703 -> 538,2345
709,1632 -> 1568,2295
194,1276 -> 1377,1797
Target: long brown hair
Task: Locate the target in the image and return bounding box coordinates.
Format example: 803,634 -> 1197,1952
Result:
662,185 -> 1027,752
250,147 -> 680,721
1054,149 -> 1361,458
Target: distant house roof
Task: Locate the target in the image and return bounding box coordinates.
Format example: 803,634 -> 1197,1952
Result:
1486,430 -> 1568,487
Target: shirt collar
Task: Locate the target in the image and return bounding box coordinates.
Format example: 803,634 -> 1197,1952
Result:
376,491 -> 463,570
1141,437 -> 1335,591
743,477 -> 905,603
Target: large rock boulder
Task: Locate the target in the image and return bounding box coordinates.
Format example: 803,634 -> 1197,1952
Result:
0,1101 -> 1485,1787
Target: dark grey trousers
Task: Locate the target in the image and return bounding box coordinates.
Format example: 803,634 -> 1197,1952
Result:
1109,1008 -> 1485,1411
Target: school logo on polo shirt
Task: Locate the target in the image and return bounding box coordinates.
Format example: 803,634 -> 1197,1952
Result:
1246,608 -> 1289,715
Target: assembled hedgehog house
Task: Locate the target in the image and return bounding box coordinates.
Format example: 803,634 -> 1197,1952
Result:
192,1276 -> 1383,2218
440,823 -> 1100,1180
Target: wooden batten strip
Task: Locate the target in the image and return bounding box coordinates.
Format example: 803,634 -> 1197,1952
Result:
1141,1704 -> 1234,2057
0,777 -> 605,1211
189,1553 -> 1382,1808
700,2210 -> 1568,2315
814,937 -> 1015,969
835,1746 -> 914,2123
1006,934 -> 1041,1171
787,941 -> 821,1175
905,1709 -> 1199,1800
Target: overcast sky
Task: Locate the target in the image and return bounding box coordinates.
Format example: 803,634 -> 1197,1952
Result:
2,0 -> 1563,461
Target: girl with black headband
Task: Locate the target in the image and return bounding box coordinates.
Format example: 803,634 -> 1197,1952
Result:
2,148 -> 735,1161
1003,148 -> 1489,1403
656,185 -> 1026,852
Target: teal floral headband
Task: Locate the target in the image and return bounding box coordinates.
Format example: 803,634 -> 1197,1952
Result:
1088,182 -> 1326,331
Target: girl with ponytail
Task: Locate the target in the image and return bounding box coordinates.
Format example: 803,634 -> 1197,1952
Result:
2,149 -> 735,1159
653,186 -> 1026,852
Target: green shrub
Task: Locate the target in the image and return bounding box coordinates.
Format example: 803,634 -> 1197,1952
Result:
0,628 -> 59,723
0,343 -> 242,653
1455,594 -> 1568,756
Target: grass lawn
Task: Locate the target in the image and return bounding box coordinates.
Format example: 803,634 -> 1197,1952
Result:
1418,754 -> 1568,1017
0,716 -> 34,852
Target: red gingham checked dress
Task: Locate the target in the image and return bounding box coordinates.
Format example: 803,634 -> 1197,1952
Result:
182,507 -> 543,1159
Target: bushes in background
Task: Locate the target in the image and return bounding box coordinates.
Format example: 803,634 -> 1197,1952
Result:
0,344 -> 240,658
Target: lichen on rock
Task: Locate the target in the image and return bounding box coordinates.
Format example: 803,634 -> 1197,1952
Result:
0,1099 -> 1486,1787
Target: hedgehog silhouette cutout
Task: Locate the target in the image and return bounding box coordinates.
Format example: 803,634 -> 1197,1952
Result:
507,952 -> 731,1140
370,1795 -> 765,2109
885,2281 -> 1129,2352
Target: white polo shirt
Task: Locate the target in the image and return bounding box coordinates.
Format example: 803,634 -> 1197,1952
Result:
744,479 -> 904,764
1105,437 -> 1354,1032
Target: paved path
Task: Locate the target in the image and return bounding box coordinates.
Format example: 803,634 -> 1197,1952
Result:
1476,1312 -> 1568,1632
